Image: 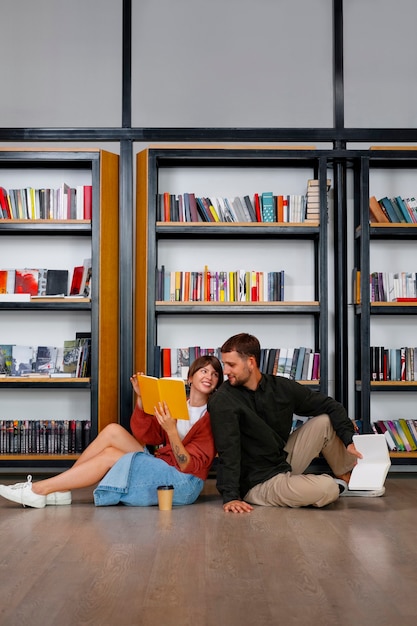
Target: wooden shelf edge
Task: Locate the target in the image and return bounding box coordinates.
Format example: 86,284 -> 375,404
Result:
0,454 -> 80,461
390,451 -> 417,458
0,219 -> 91,224
0,377 -> 91,383
157,221 -> 320,227
155,301 -> 319,306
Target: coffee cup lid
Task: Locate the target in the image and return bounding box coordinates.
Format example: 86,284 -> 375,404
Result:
157,485 -> 174,490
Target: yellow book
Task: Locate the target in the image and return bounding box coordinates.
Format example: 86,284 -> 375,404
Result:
208,202 -> 220,221
229,271 -> 235,301
398,419 -> 417,451
137,374 -> 189,420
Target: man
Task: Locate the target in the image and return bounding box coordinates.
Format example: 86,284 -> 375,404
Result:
208,333 -> 384,513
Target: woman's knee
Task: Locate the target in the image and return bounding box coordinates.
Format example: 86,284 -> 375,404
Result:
100,422 -> 125,442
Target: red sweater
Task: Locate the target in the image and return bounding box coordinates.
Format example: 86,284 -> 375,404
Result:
130,404 -> 216,481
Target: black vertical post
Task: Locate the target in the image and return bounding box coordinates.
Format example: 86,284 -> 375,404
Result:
119,0 -> 134,428
333,0 -> 349,408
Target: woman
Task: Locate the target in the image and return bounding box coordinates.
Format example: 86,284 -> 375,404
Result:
0,355 -> 223,508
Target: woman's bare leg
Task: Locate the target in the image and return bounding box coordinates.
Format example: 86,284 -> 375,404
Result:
31,446 -> 136,495
29,423 -> 144,495
72,423 -> 143,467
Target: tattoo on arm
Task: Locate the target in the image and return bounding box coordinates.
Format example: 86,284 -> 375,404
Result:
174,444 -> 187,465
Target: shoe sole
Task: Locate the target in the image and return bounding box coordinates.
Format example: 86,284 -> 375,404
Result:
342,487 -> 385,497
46,494 -> 72,506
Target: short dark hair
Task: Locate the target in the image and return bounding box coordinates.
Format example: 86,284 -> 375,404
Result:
220,333 -> 261,367
188,355 -> 224,389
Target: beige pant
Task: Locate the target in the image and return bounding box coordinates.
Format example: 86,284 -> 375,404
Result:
245,414 -> 356,508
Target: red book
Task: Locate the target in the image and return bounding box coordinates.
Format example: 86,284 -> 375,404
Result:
161,348 -> 172,377
163,192 -> 170,221
312,353 -> 320,380
14,269 -> 39,295
254,193 -> 262,222
0,270 -> 7,293
70,266 -> 84,295
83,185 -> 92,220
0,187 -> 11,219
394,298 -> 417,302
277,195 -> 284,222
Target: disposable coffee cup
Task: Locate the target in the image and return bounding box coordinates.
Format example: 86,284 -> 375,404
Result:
157,485 -> 174,510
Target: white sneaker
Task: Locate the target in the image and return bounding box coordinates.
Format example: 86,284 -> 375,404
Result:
0,475 -> 46,508
46,491 -> 72,506
343,486 -> 385,498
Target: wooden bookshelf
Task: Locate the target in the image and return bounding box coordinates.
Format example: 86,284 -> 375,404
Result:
135,146 -> 330,390
0,149 -> 119,466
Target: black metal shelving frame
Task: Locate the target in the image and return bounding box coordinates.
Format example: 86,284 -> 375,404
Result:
2,1 -> 417,470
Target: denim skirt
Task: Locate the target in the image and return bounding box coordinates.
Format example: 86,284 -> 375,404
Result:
93,449 -> 204,507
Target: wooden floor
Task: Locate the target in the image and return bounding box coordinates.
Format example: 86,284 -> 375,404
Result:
1,475 -> 417,626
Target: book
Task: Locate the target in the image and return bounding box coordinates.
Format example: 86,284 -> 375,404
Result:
70,265 -> 84,295
0,345 -> 13,375
393,297 -> 417,302
137,374 -> 189,420
261,192 -> 275,222
373,420 -> 397,451
0,293 -> 31,302
398,419 -> 417,451
62,340 -> 80,375
379,196 -> 403,223
79,258 -> 92,297
83,185 -> 92,220
11,345 -> 35,376
35,346 -> 58,373
369,196 -> 389,223
14,268 -> 39,295
0,270 -> 7,293
46,269 -> 69,296
385,420 -> 406,451
0,187 -> 11,218
394,196 -> 413,224
348,434 -> 391,491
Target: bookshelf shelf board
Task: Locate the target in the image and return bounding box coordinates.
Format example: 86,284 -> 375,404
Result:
355,303 -> 417,315
370,303 -> 417,315
356,381 -> 417,391
389,451 -> 417,459
156,223 -> 320,239
155,301 -> 320,314
0,300 -> 91,311
0,454 -> 80,461
355,224 -> 417,240
0,377 -> 91,388
0,220 -> 91,235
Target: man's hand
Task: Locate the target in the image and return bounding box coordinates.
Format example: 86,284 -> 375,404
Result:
223,499 -> 254,513
346,442 -> 363,460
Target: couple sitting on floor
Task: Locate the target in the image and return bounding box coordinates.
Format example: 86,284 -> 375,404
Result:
0,333 -> 385,511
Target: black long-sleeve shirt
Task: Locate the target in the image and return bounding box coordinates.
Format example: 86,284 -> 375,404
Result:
208,374 -> 355,504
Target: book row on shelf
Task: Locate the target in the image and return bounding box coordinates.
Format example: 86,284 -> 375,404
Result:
156,267 -> 285,303
157,179 -> 329,224
0,259 -> 92,299
0,337 -> 91,378
155,346 -> 319,382
371,346 -> 417,382
0,184 -> 92,221
369,194 -> 417,224
373,419 -> 417,453
0,419 -> 91,455
369,271 -> 417,303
